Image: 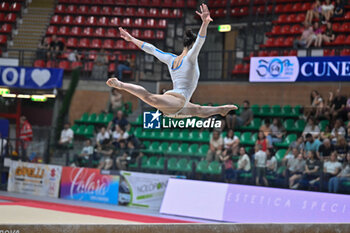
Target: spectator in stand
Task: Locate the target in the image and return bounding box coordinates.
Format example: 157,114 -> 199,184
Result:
298,151 -> 321,190
304,133 -> 322,154
322,151 -> 342,190
232,147 -> 251,183
331,119 -> 346,143
72,139 -> 94,167
116,140 -> 139,170
226,100 -> 253,130
117,54 -> 133,80
58,123 -> 74,147
303,117 -> 321,139
328,152 -> 350,193
317,138 -> 334,161
67,50 -> 82,62
96,138 -> 114,170
19,116 -> 33,150
321,0 -> 335,23
254,144 -> 268,186
320,22 -> 335,46
266,148 -> 277,177
36,38 -> 48,60
259,118 -> 271,138
219,148 -> 234,182
108,110 -> 130,132
0,133 -> 7,156
331,89 -> 347,121
288,153 -> 306,188
293,23 -> 314,49
283,148 -> 299,168
96,126 -> 110,149
320,125 -> 332,140
256,130 -> 269,152
346,96 -> 350,114
91,48 -> 108,80
305,0 -> 322,25
334,0 -> 345,17
308,90 -> 324,119
267,118 -> 285,145
346,126 -> 350,146
285,136 -> 305,158
112,125 -> 129,148
335,136 -> 348,162
306,22 -> 322,48
47,34 -> 65,59
223,129 -> 240,155
108,89 -> 123,114
206,130 -> 224,162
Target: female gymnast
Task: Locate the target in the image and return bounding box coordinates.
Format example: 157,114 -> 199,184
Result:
106,4 -> 238,118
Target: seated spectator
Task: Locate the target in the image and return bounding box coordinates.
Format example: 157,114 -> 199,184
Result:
335,136 -> 349,162
346,126 -> 350,146
226,100 -> 253,130
36,38 -> 48,60
293,23 -> 314,49
96,126 -> 110,149
108,110 -> 130,132
233,147 -> 251,182
256,130 -> 269,152
223,129 -> 240,155
283,148 -> 299,167
287,153 -> 306,188
298,151 -> 321,190
47,34 -> 65,59
328,152 -> 350,193
285,136 -> 305,157
108,89 -> 123,114
321,22 -> 335,46
321,0 -> 334,23
219,148 -> 234,182
112,125 -> 129,148
259,118 -> 271,138
254,144 -> 268,186
317,138 -> 334,161
267,118 -> 285,145
306,22 -> 322,48
333,0 -> 344,17
304,133 -> 322,154
58,123 -> 74,147
305,0 -> 322,25
116,140 -> 139,170
303,117 -> 320,139
331,119 -> 346,143
266,148 -> 277,176
96,139 -> 114,170
331,89 -> 347,121
322,151 -> 342,190
67,50 -> 82,62
117,54 -> 133,80
72,139 -> 94,167
91,48 -> 108,80
206,130 -> 223,162
307,90 -> 324,119
320,125 -> 332,140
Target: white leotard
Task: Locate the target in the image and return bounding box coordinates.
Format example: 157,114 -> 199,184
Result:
141,35 -> 206,106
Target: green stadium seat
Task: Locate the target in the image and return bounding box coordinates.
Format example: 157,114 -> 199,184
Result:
131,114 -> 143,125
167,142 -> 180,155
198,144 -> 209,157
251,104 -> 260,115
208,161 -> 222,175
295,119 -> 306,132
134,127 -> 143,138
122,101 -> 133,115
196,160 -> 209,174
87,113 -> 97,123
274,134 -> 297,147
271,105 -> 282,117
242,118 -> 261,131
177,143 -> 189,156
75,113 -> 89,124
76,125 -> 86,135
71,124 -> 79,134
158,142 -> 169,154
179,129 -> 190,141
188,130 -> 200,142
292,105 -> 302,117
234,131 -> 241,138
275,149 -> 287,162
176,158 -> 192,173
167,158 -> 178,172
260,104 -> 271,117
154,157 -> 165,170
169,129 -> 180,140
283,119 -> 295,131
143,156 -> 158,169
95,113 -> 105,124
84,125 -> 94,138
129,155 -> 148,169
319,120 -> 329,131
144,141 -> 160,153
282,105 -> 293,117
199,131 -> 210,142
142,141 -> 151,148
240,132 -> 254,145
104,113 -> 113,124
188,144 -> 199,155
251,132 -> 258,142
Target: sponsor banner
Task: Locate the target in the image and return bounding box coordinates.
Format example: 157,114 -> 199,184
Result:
0,66 -> 63,89
119,171 -> 180,209
60,167 -> 119,205
160,179 -> 350,223
7,161 -> 62,198
249,56 -> 350,82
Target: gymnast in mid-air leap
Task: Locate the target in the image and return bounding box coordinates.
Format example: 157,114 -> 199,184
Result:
107,3 -> 237,118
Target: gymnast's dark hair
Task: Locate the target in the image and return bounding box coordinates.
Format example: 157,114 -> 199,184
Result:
183,29 -> 197,48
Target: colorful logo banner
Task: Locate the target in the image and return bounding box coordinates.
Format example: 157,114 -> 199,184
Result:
7,161 -> 62,198
250,56 -> 350,82
60,167 -> 120,205
0,66 -> 63,89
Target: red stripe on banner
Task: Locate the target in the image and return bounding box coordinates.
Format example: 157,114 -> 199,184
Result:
0,195 -> 193,223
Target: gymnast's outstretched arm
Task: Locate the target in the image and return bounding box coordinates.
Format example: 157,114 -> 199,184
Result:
119,27 -> 174,65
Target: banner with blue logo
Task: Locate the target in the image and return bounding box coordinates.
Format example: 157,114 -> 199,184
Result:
0,66 -> 63,89
250,56 -> 350,82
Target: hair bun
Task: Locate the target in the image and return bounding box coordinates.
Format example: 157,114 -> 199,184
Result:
183,29 -> 197,47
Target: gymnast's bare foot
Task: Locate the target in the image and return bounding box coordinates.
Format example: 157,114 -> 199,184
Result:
106,77 -> 123,89
220,105 -> 238,116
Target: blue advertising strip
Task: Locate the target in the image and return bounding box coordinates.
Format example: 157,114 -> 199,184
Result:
249,56 -> 350,82
0,66 -> 63,89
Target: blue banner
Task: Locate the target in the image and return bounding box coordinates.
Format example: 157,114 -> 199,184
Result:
0,66 -> 63,89
249,56 -> 350,82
